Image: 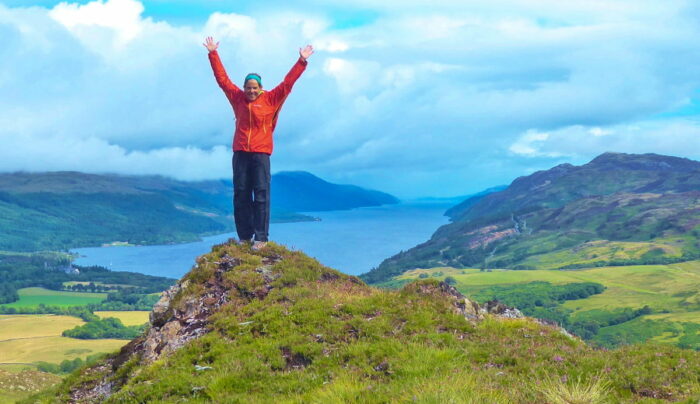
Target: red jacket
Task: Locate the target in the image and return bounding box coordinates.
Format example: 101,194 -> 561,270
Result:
208,50 -> 307,155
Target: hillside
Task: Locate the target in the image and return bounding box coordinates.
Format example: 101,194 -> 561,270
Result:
0,171 -> 397,251
25,242 -> 700,403
362,153 -> 700,283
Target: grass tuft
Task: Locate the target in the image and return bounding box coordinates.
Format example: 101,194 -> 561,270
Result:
537,374 -> 611,404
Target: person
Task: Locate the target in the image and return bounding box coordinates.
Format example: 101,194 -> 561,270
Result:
203,36 -> 313,250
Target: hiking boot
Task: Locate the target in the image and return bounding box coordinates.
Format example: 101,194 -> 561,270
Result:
252,241 -> 267,251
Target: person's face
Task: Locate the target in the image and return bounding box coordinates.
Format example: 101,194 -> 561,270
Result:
244,80 -> 261,101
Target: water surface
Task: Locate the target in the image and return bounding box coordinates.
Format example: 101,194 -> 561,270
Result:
71,202 -> 450,277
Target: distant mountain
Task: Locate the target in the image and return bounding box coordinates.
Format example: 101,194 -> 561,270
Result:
362,152 -> 700,284
0,171 -> 397,251
443,185 -> 507,220
272,171 -> 398,212
409,186 -> 507,207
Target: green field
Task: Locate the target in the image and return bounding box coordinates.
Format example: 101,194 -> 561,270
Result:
394,261 -> 700,349
0,288 -> 107,308
94,311 -> 150,326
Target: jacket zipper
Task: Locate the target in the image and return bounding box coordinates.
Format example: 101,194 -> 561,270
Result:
262,116 -> 267,139
247,103 -> 252,150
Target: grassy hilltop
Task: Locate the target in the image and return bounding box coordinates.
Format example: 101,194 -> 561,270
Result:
25,242 -> 700,403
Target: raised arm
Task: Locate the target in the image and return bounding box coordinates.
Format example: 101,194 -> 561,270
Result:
267,45 -> 314,105
203,36 -> 241,94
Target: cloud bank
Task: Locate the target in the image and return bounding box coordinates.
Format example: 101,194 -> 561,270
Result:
1,0 -> 700,197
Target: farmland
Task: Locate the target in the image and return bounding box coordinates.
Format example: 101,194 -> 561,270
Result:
94,311 -> 150,326
0,315 -> 128,367
0,314 -> 131,401
0,336 -> 125,365
0,288 -> 107,309
0,315 -> 84,340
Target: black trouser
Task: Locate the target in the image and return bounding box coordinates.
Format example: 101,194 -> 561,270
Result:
232,151 -> 271,242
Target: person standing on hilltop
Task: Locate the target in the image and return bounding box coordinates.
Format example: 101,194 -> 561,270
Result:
203,36 -> 314,250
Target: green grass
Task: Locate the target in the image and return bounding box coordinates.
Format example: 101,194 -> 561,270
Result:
0,288 -> 107,308
646,311 -> 700,322
26,242 -> 700,403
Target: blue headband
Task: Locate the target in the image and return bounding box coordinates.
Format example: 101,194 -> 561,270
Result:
244,74 -> 262,87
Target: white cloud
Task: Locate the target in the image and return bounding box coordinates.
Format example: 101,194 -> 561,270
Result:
0,132 -> 231,180
50,0 -> 145,45
589,127 -> 612,137
509,130 -> 552,156
314,39 -> 349,53
1,0 -> 700,197
511,120 -> 700,161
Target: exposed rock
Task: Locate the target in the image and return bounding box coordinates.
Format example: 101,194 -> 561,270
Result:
482,299 -> 524,319
67,242 -> 283,403
150,279 -> 188,327
281,346 -> 312,370
136,250 -> 282,365
462,297 -> 484,321
68,364 -> 113,404
412,281 -> 524,322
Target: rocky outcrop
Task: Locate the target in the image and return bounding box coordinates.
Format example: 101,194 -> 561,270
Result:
68,242 -> 282,403
410,280 -> 524,322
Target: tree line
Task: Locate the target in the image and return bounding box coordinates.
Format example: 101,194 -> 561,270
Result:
62,317 -> 145,339
0,252 -> 174,307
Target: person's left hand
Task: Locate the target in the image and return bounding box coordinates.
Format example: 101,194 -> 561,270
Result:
299,45 -> 314,60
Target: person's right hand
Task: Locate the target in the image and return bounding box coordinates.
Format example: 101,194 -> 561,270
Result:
203,36 -> 219,52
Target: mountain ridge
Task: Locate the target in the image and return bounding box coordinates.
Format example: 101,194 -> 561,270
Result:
0,171 -> 398,251
361,152 -> 700,283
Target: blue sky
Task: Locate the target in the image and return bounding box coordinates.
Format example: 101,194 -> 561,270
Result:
1,0 -> 700,198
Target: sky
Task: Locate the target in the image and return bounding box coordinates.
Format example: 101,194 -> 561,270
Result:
2,0 -> 700,198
